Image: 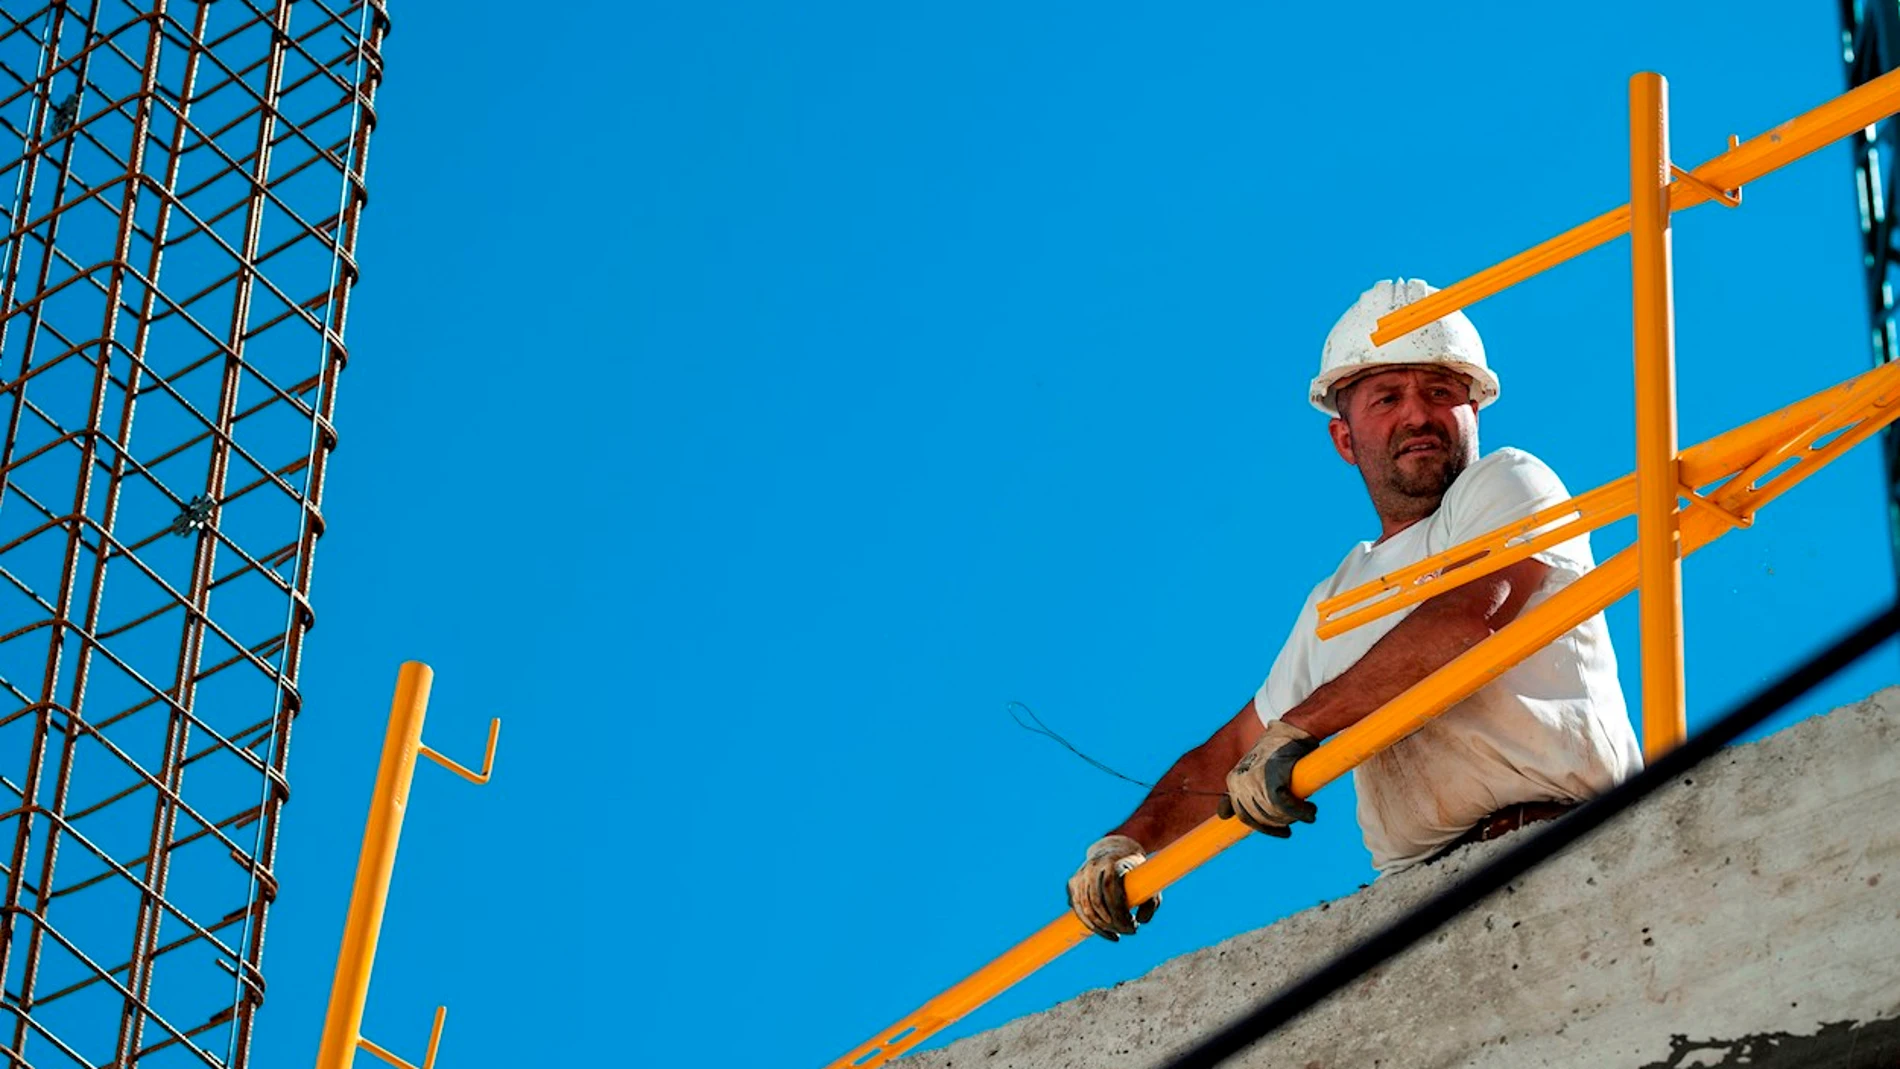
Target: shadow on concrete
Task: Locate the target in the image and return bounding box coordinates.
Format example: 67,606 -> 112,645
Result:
1639,1017 -> 1900,1068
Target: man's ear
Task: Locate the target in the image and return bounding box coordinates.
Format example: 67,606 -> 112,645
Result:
1328,417 -> 1356,465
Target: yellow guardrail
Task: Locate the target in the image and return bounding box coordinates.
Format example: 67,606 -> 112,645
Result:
826,63 -> 1900,1069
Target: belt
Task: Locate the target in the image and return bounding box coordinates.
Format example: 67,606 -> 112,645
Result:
1429,800 -> 1577,864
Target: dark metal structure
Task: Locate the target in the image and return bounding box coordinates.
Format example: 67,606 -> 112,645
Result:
1843,0 -> 1900,587
0,2 -> 387,1065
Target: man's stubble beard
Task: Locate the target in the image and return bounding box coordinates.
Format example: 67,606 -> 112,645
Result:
1388,449 -> 1467,499
1359,425 -> 1477,524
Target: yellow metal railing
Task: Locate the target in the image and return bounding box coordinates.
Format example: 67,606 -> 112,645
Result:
825,64 -> 1900,1069
1370,65 -> 1900,347
314,663 -> 501,1069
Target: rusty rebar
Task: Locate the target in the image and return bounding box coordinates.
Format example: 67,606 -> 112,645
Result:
0,2 -> 388,1065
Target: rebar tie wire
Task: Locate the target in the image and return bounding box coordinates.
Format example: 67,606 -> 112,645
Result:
1158,601 -> 1900,1069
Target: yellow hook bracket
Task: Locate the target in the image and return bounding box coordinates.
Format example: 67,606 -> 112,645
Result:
358,1007 -> 446,1069
421,718 -> 501,786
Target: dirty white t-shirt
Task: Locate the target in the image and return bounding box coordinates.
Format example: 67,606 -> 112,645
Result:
1253,447 -> 1642,875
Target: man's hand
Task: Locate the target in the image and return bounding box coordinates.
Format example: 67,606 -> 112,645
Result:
1066,834 -> 1161,941
1218,720 -> 1319,836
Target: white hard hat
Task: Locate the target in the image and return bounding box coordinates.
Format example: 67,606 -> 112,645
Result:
1309,278 -> 1500,416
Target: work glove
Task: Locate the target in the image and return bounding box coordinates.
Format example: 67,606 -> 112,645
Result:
1218,719 -> 1319,837
1066,834 -> 1161,941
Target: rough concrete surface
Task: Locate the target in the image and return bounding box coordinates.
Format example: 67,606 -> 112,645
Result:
903,689 -> 1900,1069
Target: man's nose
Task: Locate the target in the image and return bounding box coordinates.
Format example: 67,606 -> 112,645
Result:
1394,387 -> 1435,426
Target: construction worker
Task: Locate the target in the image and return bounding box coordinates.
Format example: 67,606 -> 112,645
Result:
1067,279 -> 1643,941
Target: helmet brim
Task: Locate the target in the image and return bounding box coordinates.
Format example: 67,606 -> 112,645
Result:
1309,361 -> 1501,417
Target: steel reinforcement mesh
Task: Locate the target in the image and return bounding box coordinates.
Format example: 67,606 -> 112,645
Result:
0,2 -> 387,1065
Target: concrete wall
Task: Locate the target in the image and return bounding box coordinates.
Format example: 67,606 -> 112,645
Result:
904,688 -> 1900,1069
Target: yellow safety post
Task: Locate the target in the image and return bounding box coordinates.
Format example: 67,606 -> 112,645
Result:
1631,71 -> 1687,759
314,663 -> 501,1069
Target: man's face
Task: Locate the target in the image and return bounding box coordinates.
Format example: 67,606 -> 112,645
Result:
1327,366 -> 1480,513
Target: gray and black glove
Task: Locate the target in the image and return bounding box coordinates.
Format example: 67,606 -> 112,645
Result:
1218,720 -> 1319,837
1066,834 -> 1161,941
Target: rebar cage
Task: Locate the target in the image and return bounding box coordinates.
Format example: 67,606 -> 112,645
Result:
0,1 -> 387,1065
1842,0 -> 1900,591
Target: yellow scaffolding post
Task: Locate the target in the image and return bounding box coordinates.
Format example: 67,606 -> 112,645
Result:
826,64 -> 1900,1069
314,663 -> 501,1069
1631,71 -> 1687,759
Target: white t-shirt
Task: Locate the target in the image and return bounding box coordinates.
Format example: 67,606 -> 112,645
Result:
1253,447 -> 1642,874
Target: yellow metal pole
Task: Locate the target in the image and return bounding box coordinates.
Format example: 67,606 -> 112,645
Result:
315,662 -> 434,1069
1630,72 -> 1686,760
312,665 -> 498,1069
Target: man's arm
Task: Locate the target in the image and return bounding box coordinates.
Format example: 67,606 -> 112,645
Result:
1098,556 -> 1547,848
1067,698 -> 1265,940
1068,556 -> 1549,939
1107,699 -> 1265,854
1280,556 -> 1548,740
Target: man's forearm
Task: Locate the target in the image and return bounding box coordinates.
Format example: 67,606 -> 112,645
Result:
1109,749 -> 1225,853
1108,705 -> 1256,852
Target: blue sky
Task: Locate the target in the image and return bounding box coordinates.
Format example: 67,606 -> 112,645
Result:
247,4 -> 1895,1066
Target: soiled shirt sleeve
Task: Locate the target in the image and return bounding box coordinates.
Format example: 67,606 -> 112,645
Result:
1253,586 -> 1323,726
1440,448 -> 1593,579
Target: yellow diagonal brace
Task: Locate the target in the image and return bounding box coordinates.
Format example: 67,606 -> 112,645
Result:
1370,65 -> 1900,347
